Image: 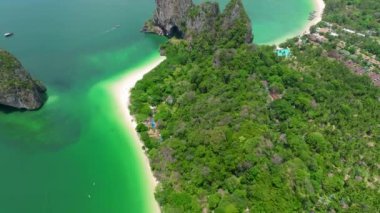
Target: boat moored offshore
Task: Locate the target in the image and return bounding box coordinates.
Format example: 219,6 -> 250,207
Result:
4,32 -> 14,38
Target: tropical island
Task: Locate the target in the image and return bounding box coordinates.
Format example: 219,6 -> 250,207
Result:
0,0 -> 378,212
127,0 -> 379,212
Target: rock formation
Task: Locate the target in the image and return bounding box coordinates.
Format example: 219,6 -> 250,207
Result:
221,0 -> 253,44
143,0 -> 253,44
185,2 -> 220,40
0,49 -> 47,110
142,0 -> 193,37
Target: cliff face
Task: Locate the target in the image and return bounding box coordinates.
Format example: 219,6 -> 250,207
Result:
143,0 -> 193,36
0,50 -> 47,110
221,0 -> 253,43
143,0 -> 253,44
185,2 -> 220,40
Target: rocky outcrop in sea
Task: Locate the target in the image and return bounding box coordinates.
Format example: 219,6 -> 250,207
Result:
142,0 -> 253,44
142,0 -> 193,37
0,49 -> 47,110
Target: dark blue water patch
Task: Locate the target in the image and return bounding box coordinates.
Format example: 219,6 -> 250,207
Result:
0,105 -> 27,114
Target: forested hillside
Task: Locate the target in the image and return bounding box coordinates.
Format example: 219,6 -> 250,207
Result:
131,40 -> 379,212
131,0 -> 380,212
324,0 -> 380,32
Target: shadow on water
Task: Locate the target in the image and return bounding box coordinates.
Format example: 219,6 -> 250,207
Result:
0,123 -> 82,153
0,104 -> 27,114
0,103 -> 81,152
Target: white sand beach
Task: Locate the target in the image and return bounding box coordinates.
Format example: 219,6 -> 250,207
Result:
306,0 -> 326,34
107,1 -> 325,211
109,56 -> 166,213
272,0 -> 326,45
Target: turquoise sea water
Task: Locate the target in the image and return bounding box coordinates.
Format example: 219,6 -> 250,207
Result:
196,0 -> 314,44
0,0 -> 314,212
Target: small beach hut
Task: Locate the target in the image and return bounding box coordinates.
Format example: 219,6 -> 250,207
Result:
276,48 -> 291,57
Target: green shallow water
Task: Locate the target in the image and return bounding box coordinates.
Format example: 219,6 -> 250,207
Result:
0,0 -> 314,212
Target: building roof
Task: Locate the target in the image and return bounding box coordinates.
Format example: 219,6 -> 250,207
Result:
343,28 -> 356,34
276,48 -> 291,57
317,27 -> 330,33
308,33 -> 328,43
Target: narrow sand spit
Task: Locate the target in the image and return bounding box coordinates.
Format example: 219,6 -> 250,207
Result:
109,1 -> 326,211
109,56 -> 166,213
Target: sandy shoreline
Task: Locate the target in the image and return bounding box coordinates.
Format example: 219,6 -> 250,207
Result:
272,0 -> 325,46
109,56 -> 166,213
107,0 -> 325,211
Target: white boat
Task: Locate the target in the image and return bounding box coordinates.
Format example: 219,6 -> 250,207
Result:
4,32 -> 14,37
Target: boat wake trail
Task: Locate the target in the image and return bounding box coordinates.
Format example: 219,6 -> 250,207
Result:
103,25 -> 121,34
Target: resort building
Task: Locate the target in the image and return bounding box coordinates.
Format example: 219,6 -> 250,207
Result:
343,28 -> 356,34
317,27 -> 330,34
275,48 -> 291,57
308,33 -> 328,43
357,33 -> 366,37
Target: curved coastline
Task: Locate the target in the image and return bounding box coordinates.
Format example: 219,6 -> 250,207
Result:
109,56 -> 166,213
269,0 -> 325,46
112,0 -> 325,212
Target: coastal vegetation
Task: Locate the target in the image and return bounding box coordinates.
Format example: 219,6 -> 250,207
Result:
324,0 -> 380,33
322,0 -> 380,72
0,50 -> 47,110
132,43 -> 379,212
131,0 -> 379,212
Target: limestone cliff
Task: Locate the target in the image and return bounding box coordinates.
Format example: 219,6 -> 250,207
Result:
142,0 -> 193,36
185,2 -> 220,40
221,0 -> 253,44
143,0 -> 253,44
0,50 -> 47,110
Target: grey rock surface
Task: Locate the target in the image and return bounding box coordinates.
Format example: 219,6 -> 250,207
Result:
0,49 -> 47,110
